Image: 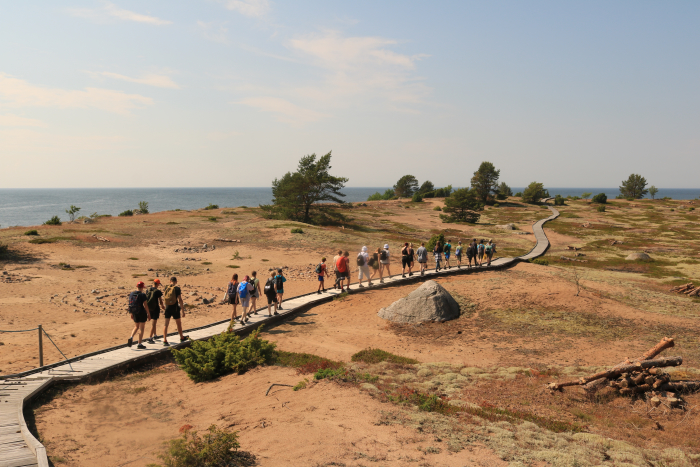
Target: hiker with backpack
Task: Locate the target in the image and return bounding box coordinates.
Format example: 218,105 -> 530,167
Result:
416,242 -> 428,276
379,244 -> 391,283
434,241 -> 444,272
486,239 -> 496,266
401,242 -> 416,277
274,268 -> 287,309
316,257 -> 327,294
162,277 -> 189,346
127,281 -> 151,349
226,273 -> 241,325
335,251 -> 350,291
444,239 -> 452,269
264,271 -> 279,316
477,240 -> 485,266
238,275 -> 255,324
370,248 -> 380,280
145,279 -> 164,344
467,238 -> 477,267
249,271 -> 261,315
332,249 -> 343,289
357,246 -> 372,288
455,241 -> 463,268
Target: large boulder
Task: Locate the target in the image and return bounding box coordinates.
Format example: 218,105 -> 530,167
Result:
378,280 -> 460,324
626,252 -> 652,261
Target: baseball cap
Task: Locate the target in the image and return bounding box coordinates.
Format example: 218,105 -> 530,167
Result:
384,244 -> 389,249
153,279 -> 161,285
136,281 -> 145,288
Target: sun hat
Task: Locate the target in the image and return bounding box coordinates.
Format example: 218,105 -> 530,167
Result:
136,281 -> 145,288
384,244 -> 389,249
153,279 -> 161,285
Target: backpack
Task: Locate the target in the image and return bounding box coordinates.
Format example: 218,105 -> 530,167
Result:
238,281 -> 249,299
163,285 -> 178,306
357,254 -> 365,267
128,291 -> 140,313
485,244 -> 492,252
336,257 -> 347,272
315,263 -> 323,274
380,250 -> 388,261
275,275 -> 284,290
227,281 -> 237,296
264,278 -> 274,295
491,244 -> 497,254
445,244 -> 451,253
146,287 -> 159,306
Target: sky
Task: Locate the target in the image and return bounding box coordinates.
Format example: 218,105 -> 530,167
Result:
0,1 -> 698,189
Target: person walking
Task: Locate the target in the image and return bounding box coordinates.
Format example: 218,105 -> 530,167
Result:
316,257 -> 327,294
407,242 -> 416,276
444,239 -> 453,269
145,279 -> 164,344
264,271 -> 278,316
238,275 -> 255,324
357,246 -> 372,287
455,241 -> 463,268
226,273 -> 240,323
400,242 -> 411,278
379,244 -> 391,282
274,268 -> 287,309
416,242 -> 428,276
370,248 -> 380,280
249,271 -> 261,314
127,281 -> 151,349
335,251 -> 350,291
162,277 -> 189,346
477,240 -> 485,266
434,241 -> 443,271
468,238 -> 477,268
332,249 -> 343,289
486,239 -> 496,266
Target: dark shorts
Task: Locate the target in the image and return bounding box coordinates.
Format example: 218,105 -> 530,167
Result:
337,271 -> 348,278
132,310 -> 148,323
266,294 -> 276,305
165,305 -> 181,320
318,275 -> 324,282
229,294 -> 239,305
149,306 -> 160,321
401,256 -> 411,268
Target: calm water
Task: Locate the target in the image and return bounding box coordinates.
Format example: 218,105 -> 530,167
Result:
1,187 -> 698,228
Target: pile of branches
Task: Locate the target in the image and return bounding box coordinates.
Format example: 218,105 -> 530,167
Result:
669,283 -> 700,297
548,338 -> 700,408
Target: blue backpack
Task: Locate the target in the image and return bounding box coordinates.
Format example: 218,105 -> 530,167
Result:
238,281 -> 249,299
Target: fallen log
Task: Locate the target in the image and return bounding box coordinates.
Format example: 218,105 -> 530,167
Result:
658,381 -> 700,394
548,356 -> 682,391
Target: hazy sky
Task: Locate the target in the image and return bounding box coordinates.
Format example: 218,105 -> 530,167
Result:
1,1 -> 698,188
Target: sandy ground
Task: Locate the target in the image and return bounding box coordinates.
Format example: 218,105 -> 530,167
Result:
34,364 -> 506,467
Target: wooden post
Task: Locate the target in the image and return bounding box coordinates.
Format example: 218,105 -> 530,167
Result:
38,324 -> 43,367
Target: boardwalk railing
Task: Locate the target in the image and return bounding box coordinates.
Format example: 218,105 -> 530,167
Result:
0,205 -> 558,467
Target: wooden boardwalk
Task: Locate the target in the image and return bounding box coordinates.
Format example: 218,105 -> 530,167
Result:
0,206 -> 558,467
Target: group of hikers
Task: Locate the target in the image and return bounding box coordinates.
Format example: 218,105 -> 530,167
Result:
126,238 -> 496,348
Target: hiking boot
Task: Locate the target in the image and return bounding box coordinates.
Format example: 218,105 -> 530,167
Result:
278,305 -> 283,310
317,291 -> 321,294
127,337 -> 133,348
137,344 -> 146,350
274,311 -> 279,315
408,273 -> 413,276
163,341 -> 170,347
401,274 -> 406,278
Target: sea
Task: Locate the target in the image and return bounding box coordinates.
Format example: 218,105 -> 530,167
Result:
1,187 -> 698,229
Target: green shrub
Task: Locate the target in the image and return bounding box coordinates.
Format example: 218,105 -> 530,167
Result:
690,207 -> 695,211
272,350 -> 342,374
496,193 -> 507,201
44,216 -> 61,225
290,228 -> 304,234
493,202 -> 500,207
432,206 -> 441,211
118,210 -> 133,217
207,216 -> 218,222
148,424 -> 255,467
591,193 -> 607,204
171,327 -> 276,382
554,195 -> 565,206
204,203 -> 219,210
411,193 -> 423,203
314,367 -> 346,380
0,243 -> 8,258
24,230 -> 39,236
597,205 -> 606,213
293,380 -> 307,391
426,233 -> 445,252
138,201 -> 149,214
530,258 -> 549,266
29,238 -> 57,244
351,348 -> 419,365
514,192 -> 522,197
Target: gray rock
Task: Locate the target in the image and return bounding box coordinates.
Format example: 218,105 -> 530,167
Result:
378,280 -> 460,324
495,223 -> 516,230
626,252 -> 652,261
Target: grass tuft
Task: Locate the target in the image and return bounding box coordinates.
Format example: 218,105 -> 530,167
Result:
351,348 -> 419,365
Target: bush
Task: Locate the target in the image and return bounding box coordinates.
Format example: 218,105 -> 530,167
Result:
351,348 -> 419,365
0,243 -> 9,258
207,216 -> 218,222
496,193 -> 507,200
426,233 -> 445,252
521,182 -> 549,204
493,202 -> 500,207
149,424 -> 255,467
314,367 -> 346,380
530,258 -> 549,266
411,193 -> 423,203
204,203 -> 219,210
171,327 -> 276,382
138,201 -> 149,214
273,350 -> 342,374
290,228 -> 304,234
433,206 -> 441,211
119,210 -> 134,217
44,216 -> 61,225
554,195 -> 565,206
514,192 -> 522,197
597,205 -> 606,212
591,193 -> 607,204
24,230 -> 39,236
423,190 -> 435,199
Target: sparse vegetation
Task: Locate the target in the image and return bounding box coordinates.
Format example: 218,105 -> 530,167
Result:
597,205 -> 606,212
290,228 -> 304,234
138,201 -> 149,214
530,258 -> 549,266
24,229 -> 39,236
44,216 -> 62,225
0,243 -> 9,258
65,205 -> 81,222
204,203 -> 219,210
119,210 -> 134,217
591,192 -> 607,204
351,348 -> 419,365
